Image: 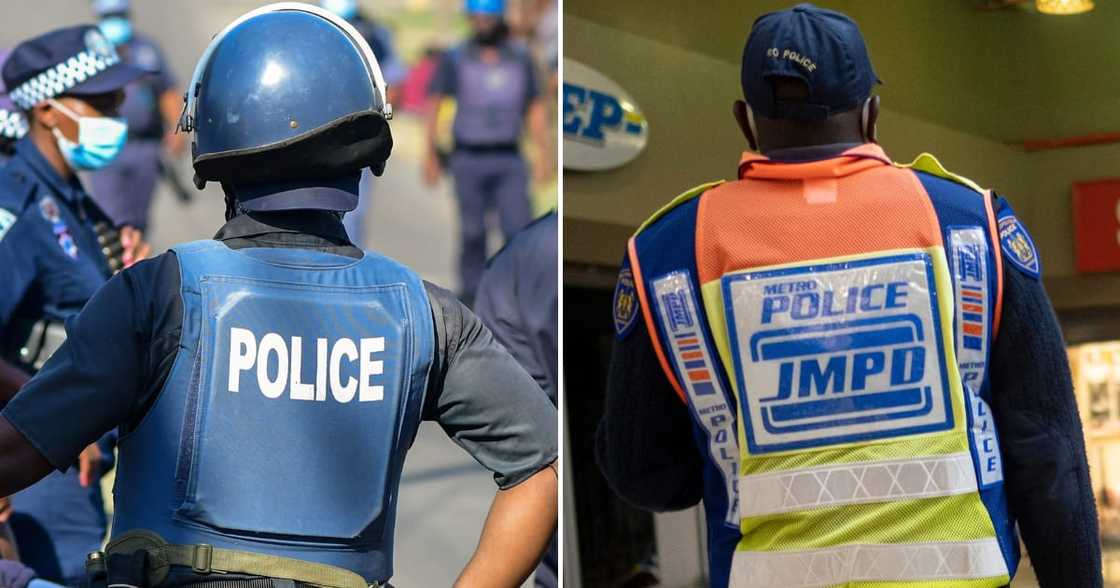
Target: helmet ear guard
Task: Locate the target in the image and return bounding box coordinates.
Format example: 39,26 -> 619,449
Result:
193,111 -> 392,186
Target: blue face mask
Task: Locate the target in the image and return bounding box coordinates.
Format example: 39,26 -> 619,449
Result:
49,99 -> 129,171
98,16 -> 133,45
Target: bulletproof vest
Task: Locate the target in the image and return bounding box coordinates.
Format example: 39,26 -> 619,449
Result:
111,240 -> 434,584
451,44 -> 530,146
624,145 -> 1019,588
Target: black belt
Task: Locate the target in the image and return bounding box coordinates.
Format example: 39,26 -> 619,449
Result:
454,142 -> 519,153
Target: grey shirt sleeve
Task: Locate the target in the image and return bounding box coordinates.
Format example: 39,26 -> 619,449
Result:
422,281 -> 557,489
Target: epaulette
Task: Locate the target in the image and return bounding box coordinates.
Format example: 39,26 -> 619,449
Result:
634,181 -> 725,236
896,153 -> 986,195
0,165 -> 39,215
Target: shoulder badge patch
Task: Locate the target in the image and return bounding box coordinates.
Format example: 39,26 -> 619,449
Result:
39,196 -> 78,260
998,211 -> 1040,280
0,208 -> 15,242
613,264 -> 640,339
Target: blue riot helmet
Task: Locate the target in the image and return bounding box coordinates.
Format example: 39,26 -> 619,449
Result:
466,0 -> 505,15
181,2 -> 393,203
320,0 -> 359,20
92,0 -> 129,17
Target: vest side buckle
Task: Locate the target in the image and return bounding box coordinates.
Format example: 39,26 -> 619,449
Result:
191,544 -> 213,574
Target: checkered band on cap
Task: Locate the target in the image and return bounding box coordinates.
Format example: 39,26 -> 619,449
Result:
0,109 -> 27,140
8,45 -> 121,110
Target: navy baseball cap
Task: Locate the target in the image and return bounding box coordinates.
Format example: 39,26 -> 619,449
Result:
742,3 -> 881,121
2,25 -> 146,110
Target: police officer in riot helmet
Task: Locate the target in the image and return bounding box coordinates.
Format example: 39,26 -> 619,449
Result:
0,5 -> 557,588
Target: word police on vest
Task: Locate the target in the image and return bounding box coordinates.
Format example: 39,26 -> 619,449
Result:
227,327 -> 386,402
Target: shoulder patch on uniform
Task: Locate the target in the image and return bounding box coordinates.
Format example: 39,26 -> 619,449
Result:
613,262 -> 640,339
997,207 -> 1040,280
634,180 -> 724,236
0,208 -> 15,242
898,153 -> 985,195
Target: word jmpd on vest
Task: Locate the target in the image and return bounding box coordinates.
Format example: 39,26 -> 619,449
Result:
227,327 -> 387,402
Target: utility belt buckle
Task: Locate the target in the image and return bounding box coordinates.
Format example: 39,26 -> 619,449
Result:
190,544 -> 213,575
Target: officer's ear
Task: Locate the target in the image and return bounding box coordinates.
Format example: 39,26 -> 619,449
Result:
733,100 -> 758,152
862,95 -> 880,144
30,101 -> 60,130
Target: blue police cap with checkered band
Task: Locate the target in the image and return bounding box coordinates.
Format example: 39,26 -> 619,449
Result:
2,25 -> 146,110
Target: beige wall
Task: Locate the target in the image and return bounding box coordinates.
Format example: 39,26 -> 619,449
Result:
564,14 -> 1120,299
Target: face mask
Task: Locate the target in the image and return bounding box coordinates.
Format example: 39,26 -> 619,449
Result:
98,16 -> 133,46
49,99 -> 128,171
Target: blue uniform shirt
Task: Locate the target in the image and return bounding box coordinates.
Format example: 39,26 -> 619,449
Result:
0,136 -> 110,367
429,39 -> 539,147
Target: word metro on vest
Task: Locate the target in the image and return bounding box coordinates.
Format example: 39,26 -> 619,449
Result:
227,327 -> 387,402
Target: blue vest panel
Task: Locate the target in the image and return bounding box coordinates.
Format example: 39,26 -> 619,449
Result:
112,240 -> 435,583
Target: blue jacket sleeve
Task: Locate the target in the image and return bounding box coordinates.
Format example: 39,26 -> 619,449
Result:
596,263 -> 704,511
991,259 -> 1102,587
0,206 -> 40,330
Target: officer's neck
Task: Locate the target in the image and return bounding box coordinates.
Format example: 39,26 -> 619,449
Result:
28,124 -> 74,181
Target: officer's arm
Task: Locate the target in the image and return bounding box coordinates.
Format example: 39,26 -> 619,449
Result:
456,466 -> 557,588
0,257 -> 171,496
596,283 -> 705,511
990,262 -> 1102,586
0,417 -> 51,497
423,283 -> 557,586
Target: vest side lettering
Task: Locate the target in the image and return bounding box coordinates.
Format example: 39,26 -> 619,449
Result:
228,327 -> 386,402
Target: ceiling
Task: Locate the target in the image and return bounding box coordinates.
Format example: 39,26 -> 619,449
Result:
566,0 -> 1120,144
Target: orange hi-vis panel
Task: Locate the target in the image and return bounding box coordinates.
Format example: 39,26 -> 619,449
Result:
625,144 -> 1017,587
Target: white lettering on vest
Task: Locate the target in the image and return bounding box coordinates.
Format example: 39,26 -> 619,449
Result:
226,327 -> 387,402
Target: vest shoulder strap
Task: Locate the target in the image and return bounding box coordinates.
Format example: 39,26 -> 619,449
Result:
634,180 -> 724,236
898,152 -> 986,195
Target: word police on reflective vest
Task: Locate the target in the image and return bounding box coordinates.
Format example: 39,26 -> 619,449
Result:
228,327 -> 386,402
726,253 -> 952,453
759,280 -> 920,400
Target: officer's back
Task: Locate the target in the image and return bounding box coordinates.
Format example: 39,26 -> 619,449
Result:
598,4 -> 1101,588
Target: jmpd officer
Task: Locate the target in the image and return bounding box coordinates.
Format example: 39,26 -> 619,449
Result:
0,5 -> 557,588
0,26 -> 144,586
598,4 -> 1099,588
84,0 -> 185,232
426,0 -> 552,306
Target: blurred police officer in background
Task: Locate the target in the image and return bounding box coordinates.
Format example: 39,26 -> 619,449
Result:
598,3 -> 1100,587
0,5 -> 556,588
84,0 -> 185,234
475,210 -> 558,588
319,0 -> 407,249
426,0 -> 552,306
0,25 -> 148,585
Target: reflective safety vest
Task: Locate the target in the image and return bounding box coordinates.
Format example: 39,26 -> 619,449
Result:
111,240 -> 435,584
623,144 -> 1019,587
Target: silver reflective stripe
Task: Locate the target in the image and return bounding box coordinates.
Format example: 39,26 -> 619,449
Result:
730,538 -> 1008,587
740,452 -> 977,517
